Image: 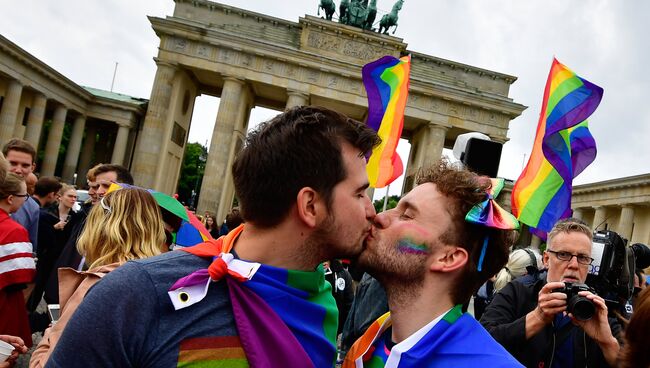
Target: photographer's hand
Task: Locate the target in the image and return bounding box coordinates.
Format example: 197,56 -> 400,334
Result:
525,281 -> 566,339
570,291 -> 619,366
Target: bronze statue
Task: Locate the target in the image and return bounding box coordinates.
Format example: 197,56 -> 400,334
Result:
315,0 -> 404,35
339,0 -> 350,24
378,0 -> 403,34
363,0 -> 377,30
318,0 -> 336,21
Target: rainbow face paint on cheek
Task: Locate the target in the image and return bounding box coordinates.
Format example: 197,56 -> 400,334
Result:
397,239 -> 429,255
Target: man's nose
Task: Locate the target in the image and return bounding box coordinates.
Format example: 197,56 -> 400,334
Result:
373,210 -> 392,229
365,198 -> 377,219
567,255 -> 580,268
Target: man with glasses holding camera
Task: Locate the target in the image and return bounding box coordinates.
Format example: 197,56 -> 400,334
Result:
480,218 -> 622,367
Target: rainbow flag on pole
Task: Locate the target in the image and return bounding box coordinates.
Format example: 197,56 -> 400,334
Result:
511,58 -> 602,237
362,55 -> 411,188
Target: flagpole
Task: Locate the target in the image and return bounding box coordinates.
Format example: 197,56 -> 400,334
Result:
382,184 -> 390,212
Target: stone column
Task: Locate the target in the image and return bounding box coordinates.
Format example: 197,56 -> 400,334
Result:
111,121 -> 131,165
24,92 -> 47,148
61,115 -> 86,183
198,77 -> 246,215
592,206 -> 607,232
530,234 -> 542,251
216,86 -> 253,222
41,105 -> 68,176
618,204 -> 635,241
285,90 -> 309,110
573,208 -> 584,221
75,125 -> 97,187
131,61 -> 177,188
404,122 -> 448,192
0,79 -> 23,144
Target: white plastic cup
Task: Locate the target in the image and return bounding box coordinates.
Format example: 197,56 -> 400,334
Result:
0,340 -> 15,361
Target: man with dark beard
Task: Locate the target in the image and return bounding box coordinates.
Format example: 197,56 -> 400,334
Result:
48,106 -> 380,367
344,160 -> 522,367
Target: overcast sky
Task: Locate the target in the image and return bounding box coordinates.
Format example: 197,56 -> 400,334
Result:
2,0 -> 649,197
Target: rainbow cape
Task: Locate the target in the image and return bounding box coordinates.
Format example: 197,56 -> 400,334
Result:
362,55 -> 411,188
511,58 -> 602,237
343,305 -> 522,367
168,225 -> 338,367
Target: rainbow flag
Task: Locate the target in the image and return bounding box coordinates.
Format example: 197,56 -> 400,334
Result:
170,225 -> 338,367
362,55 -> 411,188
511,58 -> 602,237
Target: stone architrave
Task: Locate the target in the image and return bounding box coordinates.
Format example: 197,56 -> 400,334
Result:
131,61 -> 178,188
198,77 -> 247,215
618,204 -> 635,241
286,90 -> 309,109
75,124 -> 98,187
61,115 -> 86,183
24,92 -> 47,148
0,79 -> 23,144
111,121 -> 132,165
41,105 -> 68,176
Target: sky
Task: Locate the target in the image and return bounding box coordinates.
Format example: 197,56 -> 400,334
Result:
2,0 -> 649,198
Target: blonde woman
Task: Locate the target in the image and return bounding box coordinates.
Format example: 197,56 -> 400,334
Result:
493,248 -> 540,293
30,187 -> 167,367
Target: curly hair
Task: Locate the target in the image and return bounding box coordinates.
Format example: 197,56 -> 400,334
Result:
76,187 -> 166,269
619,287 -> 650,368
416,159 -> 519,304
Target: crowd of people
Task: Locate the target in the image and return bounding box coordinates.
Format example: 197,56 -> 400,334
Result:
0,105 -> 649,367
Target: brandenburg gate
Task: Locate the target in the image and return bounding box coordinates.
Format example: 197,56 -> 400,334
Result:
132,0 -> 526,222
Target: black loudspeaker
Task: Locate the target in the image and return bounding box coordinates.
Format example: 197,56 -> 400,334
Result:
461,138 -> 502,178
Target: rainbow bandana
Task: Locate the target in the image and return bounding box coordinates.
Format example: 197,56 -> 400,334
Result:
169,225 -> 338,367
344,306 -> 521,368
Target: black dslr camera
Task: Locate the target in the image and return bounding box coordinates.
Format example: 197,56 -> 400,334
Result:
553,282 -> 596,321
587,230 -> 650,315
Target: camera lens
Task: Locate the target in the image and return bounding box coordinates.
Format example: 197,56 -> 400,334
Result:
567,295 -> 595,321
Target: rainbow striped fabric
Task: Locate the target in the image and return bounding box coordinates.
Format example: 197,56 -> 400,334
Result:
511,58 -> 602,236
465,178 -> 520,230
171,225 -> 338,367
362,54 -> 411,188
343,305 -> 522,367
177,336 -> 247,367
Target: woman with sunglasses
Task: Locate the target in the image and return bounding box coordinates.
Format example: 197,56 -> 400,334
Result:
0,172 -> 36,349
30,187 -> 167,367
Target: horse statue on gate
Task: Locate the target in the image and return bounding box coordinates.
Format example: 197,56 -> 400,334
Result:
339,0 -> 350,23
318,0 -> 336,21
378,0 -> 404,34
363,0 -> 377,30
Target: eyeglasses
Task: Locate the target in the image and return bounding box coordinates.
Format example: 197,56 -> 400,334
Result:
14,193 -> 30,199
547,250 -> 594,265
100,196 -> 111,213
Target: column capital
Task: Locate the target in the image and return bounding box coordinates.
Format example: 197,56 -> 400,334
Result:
287,90 -> 309,99
592,205 -> 606,210
153,58 -> 178,69
222,75 -> 246,85
619,203 -> 635,209
115,120 -> 133,129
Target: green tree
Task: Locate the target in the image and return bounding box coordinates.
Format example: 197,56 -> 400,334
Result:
373,194 -> 400,213
176,142 -> 207,208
